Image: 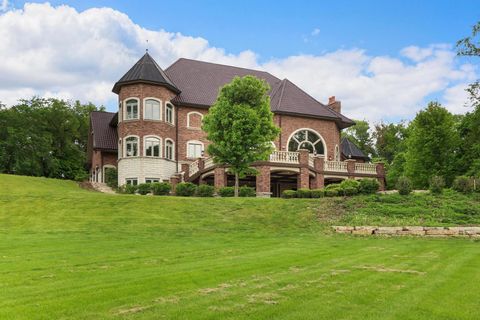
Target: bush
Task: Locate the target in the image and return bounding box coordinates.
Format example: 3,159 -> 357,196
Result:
342,186 -> 358,196
340,179 -> 360,190
175,182 -> 197,196
118,184 -> 137,194
296,188 -> 312,198
218,186 -> 235,197
452,176 -> 473,194
311,189 -> 324,198
359,179 -> 380,194
325,188 -> 339,197
104,168 -> 118,188
74,171 -> 89,182
281,190 -> 297,198
396,176 -> 412,195
196,184 -> 215,197
137,183 -> 151,195
239,186 -> 256,197
429,176 -> 445,194
151,182 -> 171,195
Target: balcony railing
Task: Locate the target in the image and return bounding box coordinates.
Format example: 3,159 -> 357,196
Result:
355,162 -> 377,174
324,160 -> 348,173
269,151 -> 299,164
189,160 -> 200,176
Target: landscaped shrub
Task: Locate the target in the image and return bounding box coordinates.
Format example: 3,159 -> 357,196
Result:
281,190 -> 297,198
196,184 -> 215,197
342,187 -> 358,196
239,186 -> 256,197
339,179 -> 360,196
104,168 -> 118,188
324,188 -> 339,197
296,188 -> 312,198
311,189 -> 324,198
452,176 -> 473,194
359,178 -> 380,194
429,176 -> 445,194
396,176 -> 412,195
175,182 -> 197,196
151,182 -> 171,195
119,184 -> 137,194
74,171 -> 89,182
218,186 -> 235,197
137,183 -> 151,195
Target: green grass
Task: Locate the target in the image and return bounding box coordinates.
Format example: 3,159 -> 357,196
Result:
0,174 -> 479,319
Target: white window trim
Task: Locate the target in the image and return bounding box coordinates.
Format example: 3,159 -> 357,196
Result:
286,128 -> 328,158
124,135 -> 140,158
186,140 -> 205,159
186,111 -> 203,128
126,178 -> 138,186
165,102 -> 175,125
118,101 -> 122,123
145,178 -> 160,184
123,97 -> 140,120
165,138 -> 175,160
144,135 -> 162,158
143,97 -> 162,121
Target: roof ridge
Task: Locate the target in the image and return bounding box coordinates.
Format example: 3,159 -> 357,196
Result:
168,57 -> 280,81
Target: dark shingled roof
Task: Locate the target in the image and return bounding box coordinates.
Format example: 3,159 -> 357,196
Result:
91,111 -> 118,151
341,137 -> 369,161
112,52 -> 180,94
165,58 -> 354,128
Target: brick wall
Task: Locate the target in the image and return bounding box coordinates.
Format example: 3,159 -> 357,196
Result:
176,106 -> 210,163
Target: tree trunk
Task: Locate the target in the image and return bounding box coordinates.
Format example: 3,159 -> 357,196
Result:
234,172 -> 239,197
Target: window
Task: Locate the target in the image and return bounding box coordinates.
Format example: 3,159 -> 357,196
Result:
145,137 -> 161,157
335,144 -> 340,161
125,99 -> 139,120
165,139 -> 174,160
126,178 -> 138,186
187,141 -> 203,158
144,99 -> 161,120
125,136 -> 138,157
287,129 -> 325,155
145,178 -> 160,184
165,102 -> 174,124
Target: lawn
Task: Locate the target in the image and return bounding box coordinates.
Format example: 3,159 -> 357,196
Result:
0,174 -> 479,319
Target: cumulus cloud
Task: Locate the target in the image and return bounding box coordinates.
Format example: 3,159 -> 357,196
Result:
0,0 -> 8,12
0,2 -> 476,122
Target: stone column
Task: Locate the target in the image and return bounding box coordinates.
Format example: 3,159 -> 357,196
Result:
375,162 -> 386,191
170,175 -> 180,195
345,159 -> 356,179
214,167 -> 227,189
312,155 -> 325,189
297,149 -> 310,189
256,166 -> 271,197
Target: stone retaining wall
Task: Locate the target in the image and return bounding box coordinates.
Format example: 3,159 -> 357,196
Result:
333,226 -> 480,237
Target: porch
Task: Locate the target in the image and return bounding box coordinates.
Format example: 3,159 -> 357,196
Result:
182,150 -> 385,197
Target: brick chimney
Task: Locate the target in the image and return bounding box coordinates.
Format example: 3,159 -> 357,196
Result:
327,96 -> 341,114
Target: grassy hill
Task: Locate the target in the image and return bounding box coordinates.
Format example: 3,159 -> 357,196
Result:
1,174 -> 479,319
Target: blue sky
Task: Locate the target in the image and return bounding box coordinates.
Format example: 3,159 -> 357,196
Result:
1,1 -> 479,121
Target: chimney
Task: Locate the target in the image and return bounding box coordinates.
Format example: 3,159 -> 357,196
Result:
327,96 -> 341,114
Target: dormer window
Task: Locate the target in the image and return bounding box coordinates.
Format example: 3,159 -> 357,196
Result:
165,102 -> 174,124
144,99 -> 161,120
125,99 -> 139,120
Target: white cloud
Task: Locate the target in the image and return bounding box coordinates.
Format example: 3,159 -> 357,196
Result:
0,2 -> 476,123
0,0 -> 8,12
311,28 -> 320,36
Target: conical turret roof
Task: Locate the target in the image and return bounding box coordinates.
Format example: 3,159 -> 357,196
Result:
112,52 -> 180,94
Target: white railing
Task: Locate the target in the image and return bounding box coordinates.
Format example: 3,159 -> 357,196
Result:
308,154 -> 315,167
324,160 -> 348,173
204,157 -> 214,169
355,163 -> 377,174
189,160 -> 200,176
269,151 -> 299,164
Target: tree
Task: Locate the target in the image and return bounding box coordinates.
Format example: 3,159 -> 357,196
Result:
457,21 -> 480,106
404,102 -> 460,188
202,76 -> 280,197
342,119 -> 375,157
373,122 -> 408,164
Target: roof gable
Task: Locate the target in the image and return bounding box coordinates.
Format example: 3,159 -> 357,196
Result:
341,137 -> 369,161
90,111 -> 118,151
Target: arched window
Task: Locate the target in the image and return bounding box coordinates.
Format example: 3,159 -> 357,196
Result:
187,140 -> 204,158
144,99 -> 161,120
125,136 -> 138,157
287,129 -> 325,155
165,139 -> 174,160
125,99 -> 139,120
165,102 -> 174,124
145,136 -> 161,157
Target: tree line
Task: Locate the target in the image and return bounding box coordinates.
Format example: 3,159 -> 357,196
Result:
0,98 -> 104,180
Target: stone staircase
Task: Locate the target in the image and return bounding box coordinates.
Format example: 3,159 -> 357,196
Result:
91,182 -> 117,194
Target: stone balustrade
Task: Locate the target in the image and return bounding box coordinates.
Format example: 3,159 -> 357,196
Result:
269,151 -> 299,164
